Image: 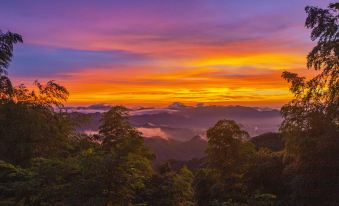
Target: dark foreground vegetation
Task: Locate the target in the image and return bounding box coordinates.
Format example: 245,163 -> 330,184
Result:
0,3 -> 338,206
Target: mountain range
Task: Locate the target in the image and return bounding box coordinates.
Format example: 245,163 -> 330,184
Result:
72,103 -> 282,141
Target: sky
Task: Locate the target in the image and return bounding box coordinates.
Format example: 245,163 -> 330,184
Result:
0,0 -> 332,107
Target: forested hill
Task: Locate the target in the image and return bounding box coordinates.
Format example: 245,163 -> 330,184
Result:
144,132 -> 282,164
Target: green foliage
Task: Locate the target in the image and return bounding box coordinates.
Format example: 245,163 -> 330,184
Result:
193,168 -> 222,206
244,149 -> 285,198
0,160 -> 32,205
0,84 -> 73,166
23,158 -> 79,205
140,163 -> 194,206
0,107 -> 153,206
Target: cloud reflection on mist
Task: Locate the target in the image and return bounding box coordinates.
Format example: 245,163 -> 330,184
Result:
137,127 -> 169,140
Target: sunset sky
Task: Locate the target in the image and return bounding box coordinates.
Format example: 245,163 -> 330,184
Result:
1,0 -> 332,107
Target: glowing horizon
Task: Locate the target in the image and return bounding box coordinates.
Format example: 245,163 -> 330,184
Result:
1,0 -> 331,108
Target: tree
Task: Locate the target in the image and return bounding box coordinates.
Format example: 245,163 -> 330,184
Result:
206,120 -> 255,175
281,2 -> 338,122
0,31 -> 22,104
202,120 -> 256,204
0,31 -> 23,75
305,3 -> 338,113
0,82 -> 72,166
78,106 -> 153,206
0,30 -> 72,166
97,106 -> 136,150
280,3 -> 339,205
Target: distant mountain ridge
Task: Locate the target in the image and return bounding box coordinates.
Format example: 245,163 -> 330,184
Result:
74,104 -> 282,140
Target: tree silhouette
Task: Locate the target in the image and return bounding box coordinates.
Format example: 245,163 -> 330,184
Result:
0,31 -> 22,102
0,31 -> 22,75
0,31 -> 71,166
282,2 -> 338,120
281,3 -> 339,205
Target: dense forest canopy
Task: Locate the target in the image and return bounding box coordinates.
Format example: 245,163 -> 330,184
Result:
0,2 -> 338,206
